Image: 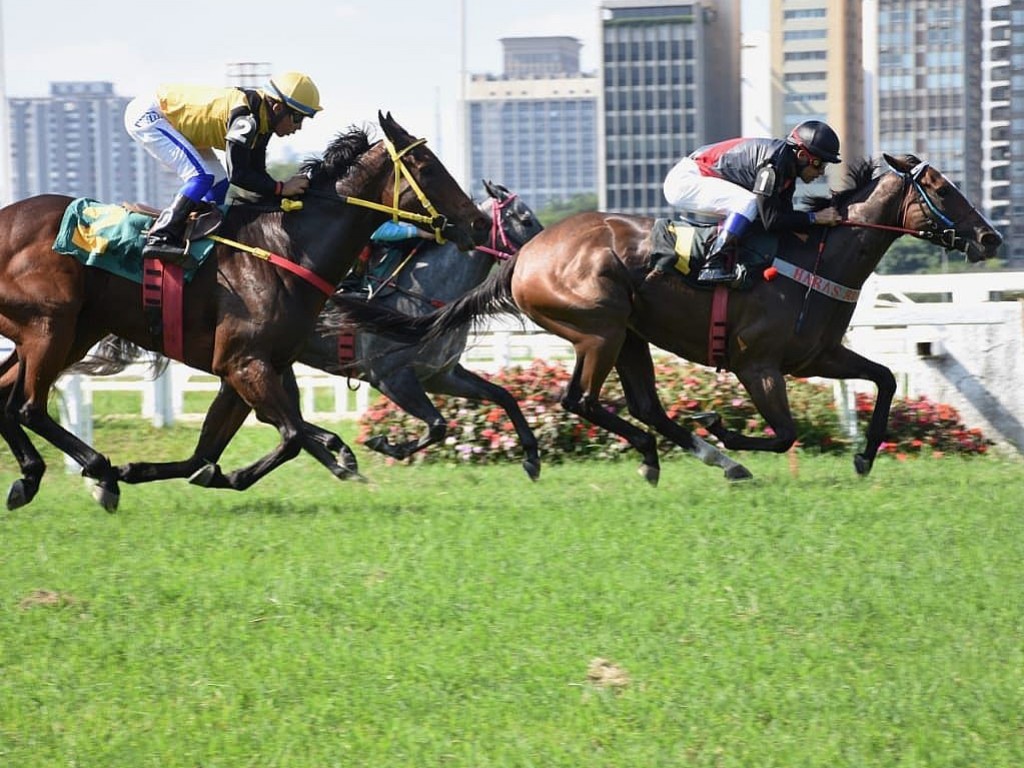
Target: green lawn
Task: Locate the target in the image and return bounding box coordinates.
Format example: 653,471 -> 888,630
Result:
1,421 -> 1022,767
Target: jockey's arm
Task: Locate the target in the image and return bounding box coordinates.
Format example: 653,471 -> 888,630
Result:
224,114 -> 284,198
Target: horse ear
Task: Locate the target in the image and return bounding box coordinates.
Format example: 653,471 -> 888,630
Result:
482,179 -> 499,199
883,153 -> 914,173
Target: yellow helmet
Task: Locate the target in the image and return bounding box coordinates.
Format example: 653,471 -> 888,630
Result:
265,71 -> 323,117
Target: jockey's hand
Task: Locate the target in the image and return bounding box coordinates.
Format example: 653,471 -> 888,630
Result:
281,175 -> 310,197
814,206 -> 841,226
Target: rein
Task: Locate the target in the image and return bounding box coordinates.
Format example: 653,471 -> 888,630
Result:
208,231 -> 335,296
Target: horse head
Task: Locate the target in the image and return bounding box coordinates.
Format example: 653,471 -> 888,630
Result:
378,111 -> 489,251
481,180 -> 545,256
884,153 -> 1003,263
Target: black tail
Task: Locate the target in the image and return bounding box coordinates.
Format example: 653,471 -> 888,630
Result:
420,254 -> 521,343
319,255 -> 522,343
316,292 -> 433,343
66,336 -> 167,377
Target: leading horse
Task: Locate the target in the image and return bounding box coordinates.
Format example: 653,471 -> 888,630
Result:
340,153 -> 1001,484
0,112 -> 489,511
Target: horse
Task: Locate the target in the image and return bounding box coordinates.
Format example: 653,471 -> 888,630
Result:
303,180 -> 545,478
73,181 -> 546,479
332,153 -> 1002,484
0,111 -> 490,512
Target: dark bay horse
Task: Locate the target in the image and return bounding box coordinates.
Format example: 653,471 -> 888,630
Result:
304,180 -> 545,477
74,181 -> 546,479
345,153 -> 1001,484
0,111 -> 489,511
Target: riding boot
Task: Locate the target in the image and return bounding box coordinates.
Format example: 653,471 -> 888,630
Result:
143,194 -> 198,265
698,211 -> 750,284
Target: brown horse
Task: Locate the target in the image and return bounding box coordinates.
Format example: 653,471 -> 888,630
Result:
347,153 -> 1001,484
0,111 -> 489,511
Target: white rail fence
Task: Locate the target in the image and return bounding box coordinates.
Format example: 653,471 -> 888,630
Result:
14,271 -> 1024,465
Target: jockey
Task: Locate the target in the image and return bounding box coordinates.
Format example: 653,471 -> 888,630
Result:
123,71 -> 323,264
663,119 -> 843,283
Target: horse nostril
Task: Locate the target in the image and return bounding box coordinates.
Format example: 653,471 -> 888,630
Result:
980,231 -> 1002,248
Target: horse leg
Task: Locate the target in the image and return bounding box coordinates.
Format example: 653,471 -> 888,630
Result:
801,346 -> 897,476
10,339 -> 121,512
280,367 -> 359,478
363,367 -> 450,460
614,332 -> 752,482
559,334 -> 663,485
425,363 -> 541,480
198,358 -> 316,491
0,361 -> 48,509
118,379 -> 252,485
696,366 -> 799,454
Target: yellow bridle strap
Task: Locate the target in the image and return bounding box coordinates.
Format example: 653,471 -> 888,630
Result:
383,137 -> 447,243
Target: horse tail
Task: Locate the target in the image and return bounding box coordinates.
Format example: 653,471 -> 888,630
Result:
320,254 -> 522,344
316,294 -> 432,343
421,254 -> 521,343
67,335 -> 168,378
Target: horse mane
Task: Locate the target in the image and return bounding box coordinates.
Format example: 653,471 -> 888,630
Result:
805,157 -> 883,212
301,125 -> 375,185
222,126 -> 377,234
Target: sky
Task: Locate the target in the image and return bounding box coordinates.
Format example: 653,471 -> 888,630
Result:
1,0 -> 767,178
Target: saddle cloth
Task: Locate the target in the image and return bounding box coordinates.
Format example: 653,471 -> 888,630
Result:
51,197 -> 218,283
647,218 -> 779,290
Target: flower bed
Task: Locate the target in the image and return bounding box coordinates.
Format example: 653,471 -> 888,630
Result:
357,360 -> 992,464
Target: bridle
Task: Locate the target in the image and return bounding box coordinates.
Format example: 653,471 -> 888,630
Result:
474,193 -> 522,261
840,161 -> 965,252
305,136 -> 454,243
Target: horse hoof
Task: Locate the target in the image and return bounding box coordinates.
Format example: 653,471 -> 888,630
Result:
91,482 -> 120,513
638,464 -> 660,486
363,435 -> 388,454
189,463 -> 219,487
522,458 -> 541,481
691,411 -> 719,428
725,464 -> 754,481
337,447 -> 359,473
854,453 -> 873,476
7,478 -> 38,510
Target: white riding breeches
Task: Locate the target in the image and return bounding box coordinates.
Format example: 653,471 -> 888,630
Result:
123,96 -> 226,185
663,157 -> 758,222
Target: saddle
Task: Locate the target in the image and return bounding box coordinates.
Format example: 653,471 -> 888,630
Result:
646,218 -> 778,292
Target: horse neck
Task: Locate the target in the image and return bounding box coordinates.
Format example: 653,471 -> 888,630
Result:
375,242 -> 494,313
296,143 -> 397,287
830,171 -> 907,287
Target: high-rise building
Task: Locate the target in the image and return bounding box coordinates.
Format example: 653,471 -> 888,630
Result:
875,1 -> 983,207
600,0 -> 741,216
464,37 -> 599,210
8,81 -> 172,205
984,0 -> 1022,263
770,0 -> 864,190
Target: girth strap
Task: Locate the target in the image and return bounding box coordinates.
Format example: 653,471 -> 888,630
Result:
142,259 -> 186,361
708,285 -> 729,371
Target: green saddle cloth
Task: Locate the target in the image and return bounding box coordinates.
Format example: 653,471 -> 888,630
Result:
51,198 -> 218,283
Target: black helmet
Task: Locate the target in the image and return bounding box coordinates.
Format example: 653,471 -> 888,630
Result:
786,120 -> 841,163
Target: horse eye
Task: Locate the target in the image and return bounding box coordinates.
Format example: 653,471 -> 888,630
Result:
936,186 -> 951,198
